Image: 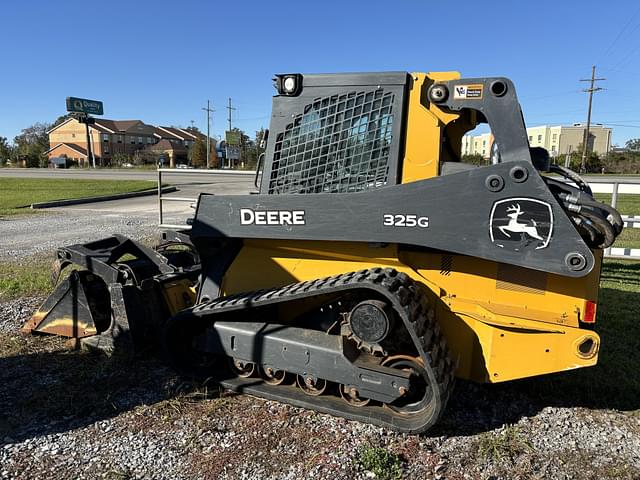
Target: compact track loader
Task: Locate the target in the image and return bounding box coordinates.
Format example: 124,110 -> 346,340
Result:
25,71 -> 623,433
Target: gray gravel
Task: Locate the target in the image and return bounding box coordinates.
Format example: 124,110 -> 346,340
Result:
0,211 -> 160,259
0,296 -> 43,333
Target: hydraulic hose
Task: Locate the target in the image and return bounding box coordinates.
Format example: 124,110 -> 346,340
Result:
570,215 -> 601,247
549,164 -> 593,196
578,198 -> 624,235
579,209 -> 616,248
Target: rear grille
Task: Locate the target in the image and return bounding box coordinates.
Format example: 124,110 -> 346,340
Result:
440,255 -> 453,276
269,89 -> 395,194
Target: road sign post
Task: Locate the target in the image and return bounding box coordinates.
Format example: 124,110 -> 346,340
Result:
66,97 -> 103,168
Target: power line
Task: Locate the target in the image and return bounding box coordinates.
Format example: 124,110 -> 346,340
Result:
609,35 -> 640,72
579,66 -> 605,172
597,5 -> 640,65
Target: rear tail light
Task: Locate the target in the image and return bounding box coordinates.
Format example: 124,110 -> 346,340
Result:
582,300 -> 597,324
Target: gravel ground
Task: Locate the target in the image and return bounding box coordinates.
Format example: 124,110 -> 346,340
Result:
0,211 -> 160,259
1,294 -> 639,479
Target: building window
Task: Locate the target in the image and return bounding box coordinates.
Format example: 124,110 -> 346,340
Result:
483,140 -> 486,146
552,134 -> 557,141
102,134 -> 109,142
130,137 -> 135,144
118,135 -> 123,143
138,136 -> 143,144
528,136 -> 532,142
537,135 -> 542,142
104,146 -> 110,154
72,133 -> 76,138
147,137 -> 153,144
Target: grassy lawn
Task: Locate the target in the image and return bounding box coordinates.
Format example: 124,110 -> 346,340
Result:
0,256 -> 52,300
0,178 -> 156,216
594,193 -> 640,215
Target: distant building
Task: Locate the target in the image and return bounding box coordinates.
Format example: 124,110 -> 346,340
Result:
45,118 -> 209,167
462,124 -> 612,159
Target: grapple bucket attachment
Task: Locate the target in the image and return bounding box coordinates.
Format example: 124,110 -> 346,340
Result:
22,233 -> 200,355
22,270 -> 111,338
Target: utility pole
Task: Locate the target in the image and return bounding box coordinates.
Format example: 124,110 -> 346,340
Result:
226,97 -> 235,132
225,98 -> 236,169
201,100 -> 214,168
579,66 -> 605,172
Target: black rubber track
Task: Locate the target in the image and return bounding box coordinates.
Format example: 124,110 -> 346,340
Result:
165,267 -> 456,433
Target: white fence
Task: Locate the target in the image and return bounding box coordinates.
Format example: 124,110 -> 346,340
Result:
583,177 -> 640,260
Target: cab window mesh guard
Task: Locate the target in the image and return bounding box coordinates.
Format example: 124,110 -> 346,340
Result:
269,89 -> 395,194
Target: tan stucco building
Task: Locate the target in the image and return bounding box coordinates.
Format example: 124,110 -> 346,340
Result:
46,118 -> 207,167
462,124 -> 612,159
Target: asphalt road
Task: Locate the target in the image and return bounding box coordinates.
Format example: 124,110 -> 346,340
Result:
0,169 -> 256,259
0,167 -> 255,183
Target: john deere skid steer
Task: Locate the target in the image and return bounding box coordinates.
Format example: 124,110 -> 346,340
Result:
24,71 -> 623,433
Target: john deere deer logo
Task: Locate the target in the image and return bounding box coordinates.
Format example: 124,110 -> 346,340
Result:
490,198 -> 553,251
498,204 -> 544,241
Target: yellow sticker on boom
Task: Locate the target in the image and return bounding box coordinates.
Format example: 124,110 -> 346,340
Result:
453,84 -> 483,100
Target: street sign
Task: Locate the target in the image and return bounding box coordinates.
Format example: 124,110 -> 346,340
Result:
226,145 -> 241,160
66,97 -> 104,115
225,130 -> 241,145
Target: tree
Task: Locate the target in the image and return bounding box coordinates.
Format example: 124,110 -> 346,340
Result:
51,114 -> 71,129
189,137 -> 207,168
13,122 -> 50,167
602,150 -> 640,174
560,143 -> 602,173
0,137 -> 12,166
625,138 -> 640,151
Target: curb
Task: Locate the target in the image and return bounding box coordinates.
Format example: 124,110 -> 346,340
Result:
30,186 -> 177,209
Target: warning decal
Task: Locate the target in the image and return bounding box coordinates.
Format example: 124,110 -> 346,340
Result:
453,84 -> 483,100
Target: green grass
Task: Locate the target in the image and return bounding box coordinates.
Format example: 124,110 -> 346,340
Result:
612,228 -> 640,249
594,193 -> 640,216
355,446 -> 403,480
0,256 -> 53,300
477,426 -> 532,462
0,178 -> 156,216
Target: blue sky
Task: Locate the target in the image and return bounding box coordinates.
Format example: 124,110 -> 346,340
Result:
1,0 -> 639,146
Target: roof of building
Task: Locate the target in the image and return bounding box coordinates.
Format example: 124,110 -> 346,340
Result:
45,142 -> 88,156
156,126 -> 208,142
145,139 -> 188,153
153,126 -> 182,141
47,117 -> 211,141
46,118 -> 75,134
157,126 -> 189,140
